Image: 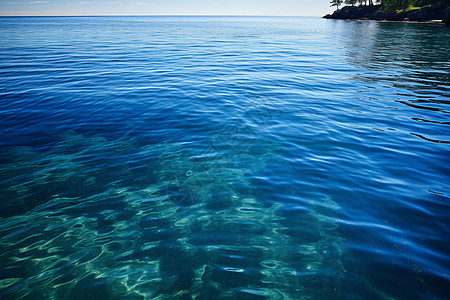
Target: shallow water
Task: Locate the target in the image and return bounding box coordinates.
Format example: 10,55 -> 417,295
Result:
0,16 -> 449,299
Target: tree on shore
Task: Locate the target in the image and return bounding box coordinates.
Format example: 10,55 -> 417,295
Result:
355,0 -> 378,5
334,0 -> 444,10
330,0 -> 344,10
353,0 -> 443,9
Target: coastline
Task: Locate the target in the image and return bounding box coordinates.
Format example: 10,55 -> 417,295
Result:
323,4 -> 450,25
343,18 -> 445,25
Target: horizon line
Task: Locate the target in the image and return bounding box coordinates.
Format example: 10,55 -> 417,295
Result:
0,14 -> 322,18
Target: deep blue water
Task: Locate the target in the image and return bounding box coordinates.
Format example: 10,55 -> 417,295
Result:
0,16 -> 449,299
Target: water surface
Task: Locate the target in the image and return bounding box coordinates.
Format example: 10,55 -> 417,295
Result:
0,16 -> 449,299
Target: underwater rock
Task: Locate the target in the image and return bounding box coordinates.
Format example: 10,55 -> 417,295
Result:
0,131 -> 351,298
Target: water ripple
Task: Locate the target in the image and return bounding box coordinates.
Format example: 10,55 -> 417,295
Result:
0,16 -> 449,299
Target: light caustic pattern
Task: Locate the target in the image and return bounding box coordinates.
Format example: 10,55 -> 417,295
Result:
0,95 -> 345,299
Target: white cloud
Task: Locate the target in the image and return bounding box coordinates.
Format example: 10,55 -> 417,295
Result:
1,1 -> 47,3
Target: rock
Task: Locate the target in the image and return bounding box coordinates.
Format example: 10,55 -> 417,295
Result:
322,4 -> 449,23
373,11 -> 386,20
340,6 -> 364,19
434,10 -> 444,20
417,11 -> 436,21
365,12 -> 376,19
431,4 -> 445,11
385,11 -> 396,20
405,6 -> 445,22
386,10 -> 407,21
363,7 -> 380,19
397,11 -> 409,20
322,5 -> 382,20
444,7 -> 450,25
407,9 -> 421,21
421,6 -> 433,13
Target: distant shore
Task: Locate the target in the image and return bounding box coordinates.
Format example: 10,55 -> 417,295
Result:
324,4 -> 450,25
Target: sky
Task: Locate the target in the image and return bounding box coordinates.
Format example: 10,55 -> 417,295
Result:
0,0 -> 332,17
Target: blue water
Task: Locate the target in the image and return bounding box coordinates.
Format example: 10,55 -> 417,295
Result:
0,16 -> 449,299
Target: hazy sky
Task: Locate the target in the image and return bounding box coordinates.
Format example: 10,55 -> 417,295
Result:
0,0 -> 332,16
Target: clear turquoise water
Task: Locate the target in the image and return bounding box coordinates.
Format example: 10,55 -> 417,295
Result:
0,16 -> 449,299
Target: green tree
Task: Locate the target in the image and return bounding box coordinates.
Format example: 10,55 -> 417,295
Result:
345,0 -> 358,6
330,0 -> 344,10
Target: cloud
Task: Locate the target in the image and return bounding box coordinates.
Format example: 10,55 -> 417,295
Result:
133,2 -> 152,5
0,8 -> 94,16
79,1 -> 96,4
1,1 -> 47,3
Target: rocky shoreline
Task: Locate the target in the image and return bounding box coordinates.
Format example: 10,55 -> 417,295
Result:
324,4 -> 450,25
